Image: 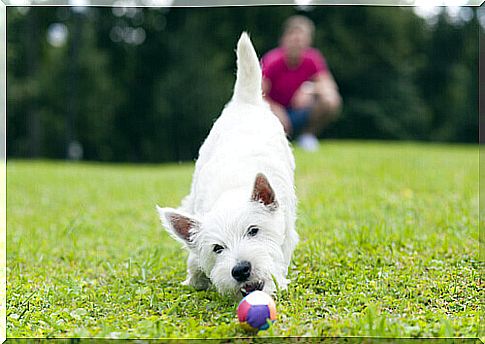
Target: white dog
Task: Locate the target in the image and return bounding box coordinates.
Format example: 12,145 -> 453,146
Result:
157,33 -> 298,298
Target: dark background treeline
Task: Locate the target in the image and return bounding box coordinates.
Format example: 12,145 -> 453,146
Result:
7,6 -> 479,162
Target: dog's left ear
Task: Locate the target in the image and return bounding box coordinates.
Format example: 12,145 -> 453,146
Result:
251,173 -> 278,210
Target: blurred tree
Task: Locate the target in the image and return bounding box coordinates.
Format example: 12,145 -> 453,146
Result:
7,7 -> 122,160
306,7 -> 432,140
6,6 -> 479,162
7,8 -> 46,157
415,10 -> 478,142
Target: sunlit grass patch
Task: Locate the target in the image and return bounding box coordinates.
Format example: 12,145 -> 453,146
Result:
6,141 -> 481,338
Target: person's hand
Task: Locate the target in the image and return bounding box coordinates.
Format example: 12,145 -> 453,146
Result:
290,81 -> 315,109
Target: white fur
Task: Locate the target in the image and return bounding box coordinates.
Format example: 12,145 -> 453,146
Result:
157,32 -> 298,298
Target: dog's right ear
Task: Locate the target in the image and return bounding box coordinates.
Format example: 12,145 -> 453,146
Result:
156,206 -> 200,246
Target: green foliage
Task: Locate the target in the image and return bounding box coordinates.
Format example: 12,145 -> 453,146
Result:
6,142 -> 481,338
6,7 -> 479,162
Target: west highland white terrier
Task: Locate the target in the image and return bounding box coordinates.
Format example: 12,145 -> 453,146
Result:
157,33 -> 298,298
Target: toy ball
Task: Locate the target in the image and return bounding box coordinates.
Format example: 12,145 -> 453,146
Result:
237,290 -> 277,331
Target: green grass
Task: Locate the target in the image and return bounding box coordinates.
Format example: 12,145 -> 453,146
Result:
6,141 -> 482,338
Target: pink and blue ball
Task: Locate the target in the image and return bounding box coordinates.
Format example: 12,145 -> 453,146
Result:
237,291 -> 277,331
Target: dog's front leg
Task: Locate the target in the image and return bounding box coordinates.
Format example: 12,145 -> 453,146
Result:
182,252 -> 211,290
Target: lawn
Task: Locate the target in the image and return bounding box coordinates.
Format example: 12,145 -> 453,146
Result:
6,141 -> 482,338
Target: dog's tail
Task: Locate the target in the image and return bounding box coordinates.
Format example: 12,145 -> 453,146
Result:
233,32 -> 263,105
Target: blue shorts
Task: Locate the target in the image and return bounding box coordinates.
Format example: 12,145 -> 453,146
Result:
287,107 -> 311,135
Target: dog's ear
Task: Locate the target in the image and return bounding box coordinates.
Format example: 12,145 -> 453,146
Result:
156,206 -> 200,246
251,173 -> 278,210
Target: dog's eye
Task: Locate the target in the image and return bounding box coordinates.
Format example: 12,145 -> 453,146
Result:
247,226 -> 259,237
213,244 -> 224,254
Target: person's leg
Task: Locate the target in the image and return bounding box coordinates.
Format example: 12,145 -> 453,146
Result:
287,82 -> 318,150
302,79 -> 342,135
289,80 -> 341,151
302,95 -> 341,136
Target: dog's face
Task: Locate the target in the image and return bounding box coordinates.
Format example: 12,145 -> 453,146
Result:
158,173 -> 286,297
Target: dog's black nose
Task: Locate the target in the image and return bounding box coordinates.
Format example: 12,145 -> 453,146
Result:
232,261 -> 251,282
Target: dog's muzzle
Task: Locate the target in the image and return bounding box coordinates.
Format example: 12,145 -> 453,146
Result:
240,280 -> 265,297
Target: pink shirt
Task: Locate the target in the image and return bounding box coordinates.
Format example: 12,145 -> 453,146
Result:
261,47 -> 328,108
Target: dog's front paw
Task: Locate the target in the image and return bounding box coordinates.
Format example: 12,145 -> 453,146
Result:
183,272 -> 211,291
264,276 -> 289,295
